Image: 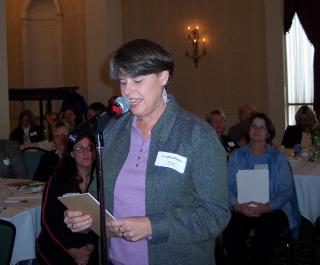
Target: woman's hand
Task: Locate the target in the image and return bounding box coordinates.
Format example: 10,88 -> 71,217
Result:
233,202 -> 253,215
64,210 -> 93,232
67,244 -> 94,265
234,202 -> 271,217
245,202 -> 271,217
106,216 -> 152,242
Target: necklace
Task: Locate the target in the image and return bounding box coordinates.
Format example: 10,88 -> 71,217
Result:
136,140 -> 145,167
136,101 -> 167,136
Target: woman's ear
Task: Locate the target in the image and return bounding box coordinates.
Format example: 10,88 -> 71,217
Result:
158,71 -> 169,86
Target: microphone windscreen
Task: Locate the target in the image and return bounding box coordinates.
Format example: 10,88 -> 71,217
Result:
115,97 -> 131,113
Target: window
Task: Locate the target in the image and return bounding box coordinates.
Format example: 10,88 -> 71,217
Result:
285,14 -> 314,125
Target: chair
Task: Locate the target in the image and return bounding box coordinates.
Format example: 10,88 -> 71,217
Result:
0,219 -> 16,265
311,216 -> 320,265
278,228 -> 294,265
247,227 -> 293,265
22,147 -> 48,179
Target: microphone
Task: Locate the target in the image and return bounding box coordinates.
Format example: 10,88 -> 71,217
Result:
68,97 -> 131,142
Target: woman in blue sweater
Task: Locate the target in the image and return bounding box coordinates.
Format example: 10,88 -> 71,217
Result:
223,112 -> 300,265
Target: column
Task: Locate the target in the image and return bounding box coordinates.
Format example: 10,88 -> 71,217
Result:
265,0 -> 286,145
0,0 -> 10,138
85,0 -> 122,105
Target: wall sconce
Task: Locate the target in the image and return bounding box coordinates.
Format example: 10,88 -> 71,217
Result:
185,25 -> 206,68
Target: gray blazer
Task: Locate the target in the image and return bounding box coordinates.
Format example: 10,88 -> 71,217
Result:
0,140 -> 27,179
91,95 -> 230,265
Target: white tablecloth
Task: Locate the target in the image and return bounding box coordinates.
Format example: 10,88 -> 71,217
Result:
291,160 -> 320,225
0,179 -> 43,265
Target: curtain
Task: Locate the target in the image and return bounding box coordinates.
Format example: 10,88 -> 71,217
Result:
284,0 -> 320,117
286,14 -> 314,125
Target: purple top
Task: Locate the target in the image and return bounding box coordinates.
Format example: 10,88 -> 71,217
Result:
109,117 -> 151,265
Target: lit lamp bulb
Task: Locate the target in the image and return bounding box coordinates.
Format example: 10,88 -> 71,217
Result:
202,38 -> 206,53
195,26 -> 199,39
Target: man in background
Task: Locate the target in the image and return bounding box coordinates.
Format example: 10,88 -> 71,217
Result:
228,104 -> 255,146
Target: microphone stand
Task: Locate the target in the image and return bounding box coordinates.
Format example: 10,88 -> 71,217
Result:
68,97 -> 130,265
94,109 -> 120,265
95,132 -> 108,265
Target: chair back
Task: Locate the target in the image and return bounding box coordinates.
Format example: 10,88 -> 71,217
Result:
0,219 -> 16,265
22,147 -> 48,179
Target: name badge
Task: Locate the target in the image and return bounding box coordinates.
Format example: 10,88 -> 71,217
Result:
254,164 -> 268,170
30,131 -> 37,136
155,151 -> 187,174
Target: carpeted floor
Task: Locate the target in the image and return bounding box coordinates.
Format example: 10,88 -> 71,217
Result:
271,217 -> 320,265
216,217 -> 320,265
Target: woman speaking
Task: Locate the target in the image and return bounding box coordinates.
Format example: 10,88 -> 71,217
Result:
64,39 -> 230,265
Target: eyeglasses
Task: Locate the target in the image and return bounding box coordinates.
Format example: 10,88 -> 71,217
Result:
250,124 -> 267,131
73,145 -> 94,154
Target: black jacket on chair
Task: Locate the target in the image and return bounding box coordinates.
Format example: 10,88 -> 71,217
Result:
0,140 -> 27,179
33,150 -> 60,182
282,125 -> 302,148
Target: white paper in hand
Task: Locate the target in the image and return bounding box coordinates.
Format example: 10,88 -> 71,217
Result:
236,169 -> 269,204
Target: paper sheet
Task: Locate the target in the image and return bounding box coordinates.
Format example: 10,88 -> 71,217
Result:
58,192 -> 116,236
236,169 -> 269,204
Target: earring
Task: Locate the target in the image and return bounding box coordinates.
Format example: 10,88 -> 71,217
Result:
162,88 -> 168,103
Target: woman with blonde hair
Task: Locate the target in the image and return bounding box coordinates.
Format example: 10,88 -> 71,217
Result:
282,105 -> 318,148
206,110 -> 238,155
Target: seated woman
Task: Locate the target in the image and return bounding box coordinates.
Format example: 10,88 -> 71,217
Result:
36,133 -> 98,265
223,112 -> 300,265
206,110 -> 238,155
33,120 -> 69,182
10,109 -> 44,146
86,102 -> 107,120
61,105 -> 78,129
282,105 -> 318,149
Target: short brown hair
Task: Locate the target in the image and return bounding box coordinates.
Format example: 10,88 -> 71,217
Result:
247,112 -> 276,143
109,39 -> 174,83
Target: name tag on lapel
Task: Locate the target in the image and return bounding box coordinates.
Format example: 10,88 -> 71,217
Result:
30,131 -> 37,136
155,151 -> 187,174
